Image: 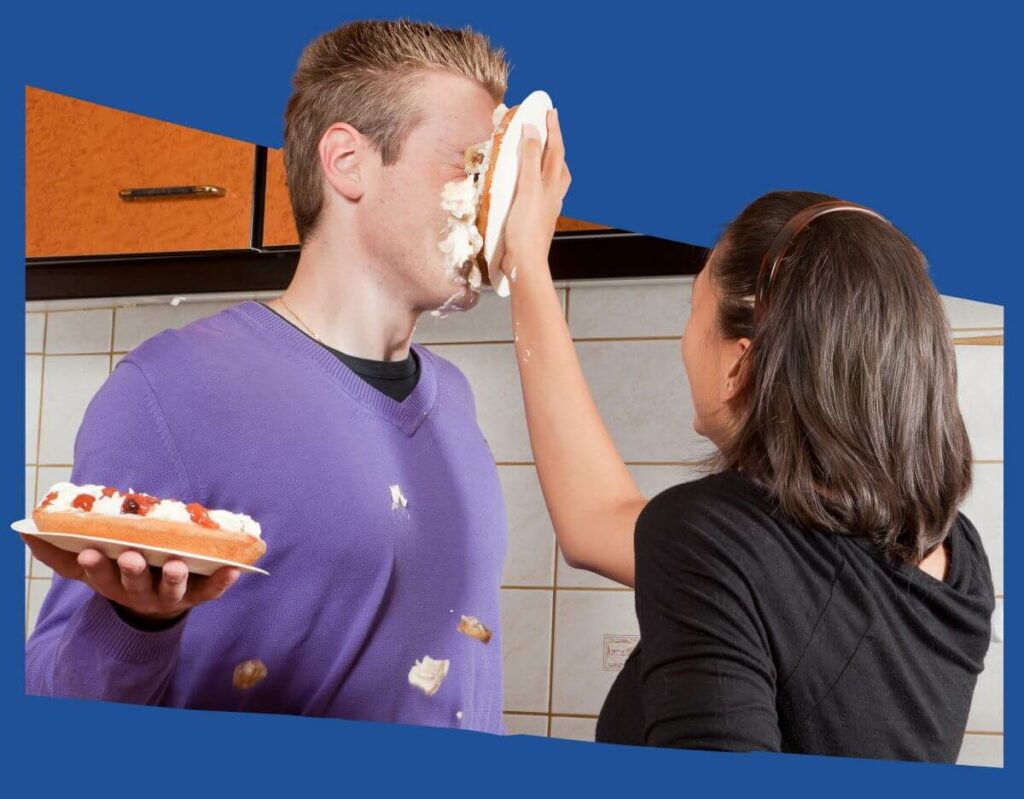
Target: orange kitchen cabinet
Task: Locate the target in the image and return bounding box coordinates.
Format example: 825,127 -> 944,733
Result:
26,87 -> 256,258
262,146 -> 608,248
262,147 -> 299,247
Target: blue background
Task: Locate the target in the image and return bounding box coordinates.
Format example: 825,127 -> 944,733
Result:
0,1 -> 1018,793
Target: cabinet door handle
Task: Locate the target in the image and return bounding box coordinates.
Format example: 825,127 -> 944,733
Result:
118,185 -> 226,201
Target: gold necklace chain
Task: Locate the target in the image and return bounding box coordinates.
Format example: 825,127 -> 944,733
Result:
279,295 -> 322,342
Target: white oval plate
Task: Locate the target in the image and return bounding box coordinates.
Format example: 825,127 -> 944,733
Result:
12,518 -> 269,576
483,90 -> 554,298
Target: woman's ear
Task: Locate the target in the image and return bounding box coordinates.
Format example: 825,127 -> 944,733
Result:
319,123 -> 365,202
722,338 -> 752,403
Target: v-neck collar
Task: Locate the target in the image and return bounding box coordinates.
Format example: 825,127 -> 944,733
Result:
237,301 -> 438,437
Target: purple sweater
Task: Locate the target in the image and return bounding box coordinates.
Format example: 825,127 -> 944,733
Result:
26,301 -> 507,732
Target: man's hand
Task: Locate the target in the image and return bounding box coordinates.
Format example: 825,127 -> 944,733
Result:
23,534 -> 240,623
501,108 -> 571,278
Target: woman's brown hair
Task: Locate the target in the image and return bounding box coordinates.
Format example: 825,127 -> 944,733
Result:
710,190 -> 972,564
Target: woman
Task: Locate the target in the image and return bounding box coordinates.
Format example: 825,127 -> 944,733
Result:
500,114 -> 994,761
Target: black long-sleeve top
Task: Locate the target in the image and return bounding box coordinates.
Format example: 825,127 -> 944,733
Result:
596,471 -> 994,762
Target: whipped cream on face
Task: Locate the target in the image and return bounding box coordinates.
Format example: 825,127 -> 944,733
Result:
36,481 -> 262,538
408,655 -> 450,697
438,147 -> 488,279
434,102 -> 511,310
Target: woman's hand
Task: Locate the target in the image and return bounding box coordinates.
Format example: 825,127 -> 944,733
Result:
500,108 -> 571,279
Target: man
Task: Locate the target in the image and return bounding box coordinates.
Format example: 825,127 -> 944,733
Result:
25,19 -> 510,731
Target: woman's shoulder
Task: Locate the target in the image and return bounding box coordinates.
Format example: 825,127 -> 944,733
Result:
636,470 -> 833,579
639,470 -> 776,535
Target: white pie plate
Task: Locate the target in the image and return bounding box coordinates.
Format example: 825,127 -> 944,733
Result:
12,518 -> 269,576
483,89 -> 554,298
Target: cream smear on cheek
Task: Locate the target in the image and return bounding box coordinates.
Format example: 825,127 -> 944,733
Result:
433,104 -> 510,318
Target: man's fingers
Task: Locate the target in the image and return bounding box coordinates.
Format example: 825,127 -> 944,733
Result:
22,534 -> 85,580
158,559 -> 189,606
77,549 -> 125,601
117,550 -> 154,603
188,566 -> 241,604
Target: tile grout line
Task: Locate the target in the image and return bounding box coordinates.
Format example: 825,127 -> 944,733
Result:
545,287 -> 572,737
494,461 -> 710,467
422,331 -> 1006,347
29,463 -> 39,579
43,352 -> 119,358
32,334 -> 1010,353
496,460 -> 1002,467
35,305 -> 117,316
502,585 -> 632,593
29,313 -> 49,581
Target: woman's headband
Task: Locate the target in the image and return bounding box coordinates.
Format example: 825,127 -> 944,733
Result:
753,200 -> 889,324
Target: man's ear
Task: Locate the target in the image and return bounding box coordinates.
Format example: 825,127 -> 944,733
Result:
723,338 -> 752,403
319,123 -> 366,202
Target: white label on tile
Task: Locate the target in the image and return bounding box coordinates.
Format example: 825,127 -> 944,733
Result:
603,634 -> 639,671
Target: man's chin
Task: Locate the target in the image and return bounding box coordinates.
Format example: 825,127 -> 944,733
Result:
425,283 -> 481,317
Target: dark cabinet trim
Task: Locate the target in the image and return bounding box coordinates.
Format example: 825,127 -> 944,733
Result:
26,233 -> 707,301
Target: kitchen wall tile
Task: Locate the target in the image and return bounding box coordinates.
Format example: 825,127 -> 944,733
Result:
38,355 -> 109,465
499,466 -> 556,587
502,714 -> 549,736
25,355 -> 42,464
568,279 -> 690,339
36,465 -> 73,496
941,295 -> 1004,331
551,590 -> 639,715
414,290 -> 564,344
961,463 -> 1002,593
557,464 -> 703,589
25,466 -> 35,578
32,466 -> 73,580
956,734 -> 1003,768
25,314 -> 45,353
577,339 -> 705,463
967,598 -> 1003,732
24,466 -> 36,520
113,300 -> 239,352
26,578 -> 51,639
500,589 -> 553,713
549,716 -> 598,742
45,309 -> 113,354
955,345 -> 1003,461
432,344 -> 531,462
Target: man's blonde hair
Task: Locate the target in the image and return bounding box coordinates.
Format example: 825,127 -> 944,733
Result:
283,19 -> 509,243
